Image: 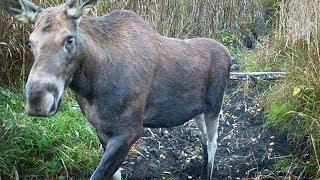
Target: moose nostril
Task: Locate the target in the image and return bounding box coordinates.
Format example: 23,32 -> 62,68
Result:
25,90 -> 56,116
25,79 -> 63,116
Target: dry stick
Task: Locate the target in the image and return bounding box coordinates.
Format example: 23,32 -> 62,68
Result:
229,72 -> 287,81
61,158 -> 69,180
13,166 -> 19,180
311,135 -> 320,173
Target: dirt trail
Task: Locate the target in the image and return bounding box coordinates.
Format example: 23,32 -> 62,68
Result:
121,81 -> 293,179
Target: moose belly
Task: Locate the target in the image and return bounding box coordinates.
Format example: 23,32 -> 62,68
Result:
142,90 -> 204,128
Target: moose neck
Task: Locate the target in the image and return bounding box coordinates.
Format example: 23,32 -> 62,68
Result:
68,11 -> 159,104
68,16 -> 115,101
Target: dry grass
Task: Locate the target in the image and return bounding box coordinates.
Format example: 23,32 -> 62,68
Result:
0,12 -> 32,87
98,0 -> 271,39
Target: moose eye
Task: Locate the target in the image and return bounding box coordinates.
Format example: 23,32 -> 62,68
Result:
64,36 -> 76,52
26,39 -> 31,46
66,36 -> 75,45
26,39 -> 33,48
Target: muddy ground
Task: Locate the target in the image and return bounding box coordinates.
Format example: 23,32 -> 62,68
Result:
121,81 -> 306,180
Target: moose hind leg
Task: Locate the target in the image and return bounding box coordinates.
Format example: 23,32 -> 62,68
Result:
194,114 -> 208,175
205,113 -> 220,180
194,114 -> 207,141
205,64 -> 228,179
205,85 -> 225,179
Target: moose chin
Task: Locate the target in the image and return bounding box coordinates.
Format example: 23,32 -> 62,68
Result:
0,0 -> 232,179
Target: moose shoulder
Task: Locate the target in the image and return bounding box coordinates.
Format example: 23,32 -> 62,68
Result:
1,0 -> 232,179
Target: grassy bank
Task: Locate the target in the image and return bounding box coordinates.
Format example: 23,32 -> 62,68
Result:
0,87 -> 101,179
243,0 -> 320,177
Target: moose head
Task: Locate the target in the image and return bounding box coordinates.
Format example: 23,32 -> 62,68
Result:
1,0 -> 97,116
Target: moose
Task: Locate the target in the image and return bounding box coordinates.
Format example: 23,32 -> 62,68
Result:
1,0 -> 231,179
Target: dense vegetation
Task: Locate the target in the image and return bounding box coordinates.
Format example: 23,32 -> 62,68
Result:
0,0 -> 319,179
244,0 -> 320,176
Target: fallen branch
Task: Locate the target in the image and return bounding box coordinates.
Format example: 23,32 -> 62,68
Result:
13,166 -> 19,180
229,72 -> 286,81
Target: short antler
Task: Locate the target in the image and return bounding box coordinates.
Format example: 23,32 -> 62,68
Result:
66,0 -> 98,19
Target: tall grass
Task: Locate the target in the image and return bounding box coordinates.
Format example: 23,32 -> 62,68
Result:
0,0 -> 274,87
244,0 -> 320,177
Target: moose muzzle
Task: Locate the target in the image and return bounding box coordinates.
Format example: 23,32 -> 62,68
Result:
25,77 -> 64,117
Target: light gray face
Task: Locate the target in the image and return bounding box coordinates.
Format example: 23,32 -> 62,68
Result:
25,6 -> 79,116
1,0 -> 97,116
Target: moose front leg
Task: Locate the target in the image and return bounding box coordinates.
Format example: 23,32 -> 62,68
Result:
96,132 -> 122,180
90,132 -> 141,180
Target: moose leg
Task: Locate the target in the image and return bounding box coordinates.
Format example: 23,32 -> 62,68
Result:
205,90 -> 224,180
204,70 -> 227,179
194,114 -> 208,175
90,132 -> 140,180
204,113 -> 219,180
194,114 -> 207,141
97,132 -> 122,180
111,169 -> 122,180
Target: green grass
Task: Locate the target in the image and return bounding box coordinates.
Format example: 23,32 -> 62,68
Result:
242,36 -> 289,72
0,87 -> 102,179
243,39 -> 320,177
270,156 -> 318,178
240,1 -> 320,177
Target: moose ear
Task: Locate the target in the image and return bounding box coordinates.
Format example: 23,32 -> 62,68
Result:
0,0 -> 39,24
66,0 -> 97,19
